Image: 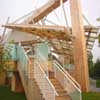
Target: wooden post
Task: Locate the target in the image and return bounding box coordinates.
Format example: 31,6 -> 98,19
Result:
70,0 -> 89,92
11,72 -> 24,93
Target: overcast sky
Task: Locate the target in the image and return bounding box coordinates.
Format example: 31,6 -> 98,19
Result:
0,0 -> 100,61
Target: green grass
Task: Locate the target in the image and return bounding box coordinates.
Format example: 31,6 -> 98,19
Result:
1,85 -> 100,100
82,92 -> 100,100
0,85 -> 26,100
96,80 -> 100,88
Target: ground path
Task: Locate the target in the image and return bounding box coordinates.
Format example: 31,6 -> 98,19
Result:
90,78 -> 100,92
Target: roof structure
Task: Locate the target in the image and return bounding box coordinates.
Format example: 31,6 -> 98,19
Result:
3,24 -> 99,56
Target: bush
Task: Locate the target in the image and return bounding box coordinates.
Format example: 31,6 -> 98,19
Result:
82,92 -> 100,100
0,43 -> 12,72
88,53 -> 94,77
93,59 -> 100,79
96,80 -> 100,88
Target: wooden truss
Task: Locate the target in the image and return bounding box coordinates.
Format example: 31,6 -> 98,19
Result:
3,24 -> 99,56
2,0 -> 100,92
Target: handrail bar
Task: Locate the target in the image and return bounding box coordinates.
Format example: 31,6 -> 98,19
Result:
55,60 -> 81,89
54,61 -> 81,93
21,46 -> 30,61
52,54 -> 81,89
37,59 -> 58,96
38,52 -> 81,92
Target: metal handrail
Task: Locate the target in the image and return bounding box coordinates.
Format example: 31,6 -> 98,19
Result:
52,54 -> 81,89
53,60 -> 82,100
54,60 -> 81,92
37,52 -> 82,99
55,60 -> 81,89
34,58 -> 57,100
37,60 -> 58,96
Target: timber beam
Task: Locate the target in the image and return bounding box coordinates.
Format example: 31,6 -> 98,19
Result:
23,0 -> 68,24
70,0 -> 90,92
3,24 -> 99,41
2,24 -> 71,40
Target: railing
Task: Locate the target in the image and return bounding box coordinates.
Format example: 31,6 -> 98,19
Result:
53,58 -> 82,100
17,44 -> 82,100
17,45 -> 29,82
34,53 -> 58,100
17,45 -> 33,100
38,52 -> 49,76
52,55 -> 81,89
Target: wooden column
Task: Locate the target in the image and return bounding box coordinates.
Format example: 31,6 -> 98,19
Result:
70,0 -> 89,92
11,72 -> 24,93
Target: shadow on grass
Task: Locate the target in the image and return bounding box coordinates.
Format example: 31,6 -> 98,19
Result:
0,85 -> 26,100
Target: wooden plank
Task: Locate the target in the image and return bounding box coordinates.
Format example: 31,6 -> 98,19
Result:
3,24 -> 70,40
23,0 -> 68,24
3,24 -> 68,32
3,24 -> 99,40
70,0 -> 89,92
15,40 -> 42,46
3,24 -> 99,34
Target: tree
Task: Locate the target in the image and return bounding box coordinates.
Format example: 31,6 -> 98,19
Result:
0,43 -> 12,73
0,44 -> 5,72
98,34 -> 100,47
97,17 -> 100,22
93,59 -> 100,79
88,52 -> 94,77
96,18 -> 100,46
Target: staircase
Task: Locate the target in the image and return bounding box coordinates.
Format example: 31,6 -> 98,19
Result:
17,45 -> 44,100
50,78 -> 71,100
34,52 -> 82,100
16,44 -> 82,100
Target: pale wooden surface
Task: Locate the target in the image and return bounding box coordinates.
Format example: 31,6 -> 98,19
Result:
23,0 -> 67,24
70,0 -> 89,92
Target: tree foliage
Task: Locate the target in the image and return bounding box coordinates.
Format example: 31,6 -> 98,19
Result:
0,43 -> 12,72
98,34 -> 100,47
93,59 -> 100,79
88,53 -> 94,77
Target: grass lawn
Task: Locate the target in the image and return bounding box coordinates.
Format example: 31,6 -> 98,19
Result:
0,85 -> 26,100
82,92 -> 100,100
1,85 -> 100,100
96,80 -> 100,88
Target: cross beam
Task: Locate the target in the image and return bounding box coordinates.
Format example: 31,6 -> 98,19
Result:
23,0 -> 68,24
3,24 -> 99,40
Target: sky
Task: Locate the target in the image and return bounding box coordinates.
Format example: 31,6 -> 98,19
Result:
0,0 -> 100,61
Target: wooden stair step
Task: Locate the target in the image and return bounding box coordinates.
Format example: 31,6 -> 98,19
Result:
51,82 -> 62,87
49,71 -> 55,78
50,78 -> 69,97
55,87 -> 66,91
50,79 -> 61,84
52,83 -> 61,86
50,78 -> 58,82
56,95 -> 71,100
58,92 -> 68,96
56,89 -> 67,93
54,86 -> 63,89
